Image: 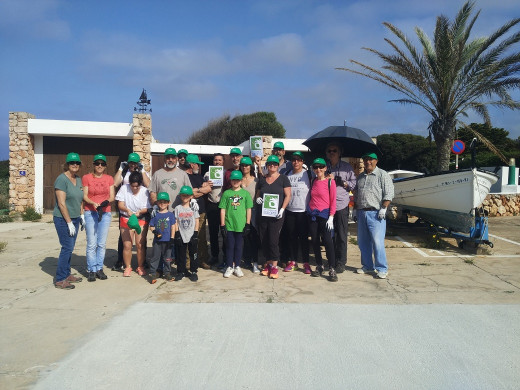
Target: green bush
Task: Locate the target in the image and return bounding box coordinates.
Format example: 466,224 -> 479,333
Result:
0,241 -> 7,252
0,215 -> 13,223
21,207 -> 42,221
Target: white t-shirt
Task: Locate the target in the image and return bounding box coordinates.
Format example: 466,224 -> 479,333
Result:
287,170 -> 311,212
115,184 -> 151,216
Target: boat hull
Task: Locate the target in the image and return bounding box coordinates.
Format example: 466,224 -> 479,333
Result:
392,169 -> 498,233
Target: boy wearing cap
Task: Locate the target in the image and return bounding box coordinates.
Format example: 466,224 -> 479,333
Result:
219,170 -> 253,278
148,192 -> 177,283
173,186 -> 200,282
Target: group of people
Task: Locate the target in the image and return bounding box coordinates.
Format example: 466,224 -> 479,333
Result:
52,143 -> 394,289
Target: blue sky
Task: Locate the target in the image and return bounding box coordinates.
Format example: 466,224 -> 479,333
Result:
1,0 -> 519,160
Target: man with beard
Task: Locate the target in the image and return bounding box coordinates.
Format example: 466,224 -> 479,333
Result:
222,147 -> 242,192
185,154 -> 212,269
177,149 -> 189,171
262,141 -> 291,175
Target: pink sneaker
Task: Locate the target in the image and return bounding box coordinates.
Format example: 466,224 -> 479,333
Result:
261,264 -> 271,276
136,267 -> 147,276
283,261 -> 296,272
303,263 -> 311,275
269,266 -> 279,279
123,267 -> 132,277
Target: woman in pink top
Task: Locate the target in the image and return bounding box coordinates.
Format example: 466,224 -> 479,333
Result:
82,154 -> 115,282
306,158 -> 338,282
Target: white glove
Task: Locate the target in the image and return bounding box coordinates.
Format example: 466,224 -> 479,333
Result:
326,215 -> 334,231
67,221 -> 76,236
150,205 -> 159,218
256,197 -> 263,205
190,198 -> 199,212
79,214 -> 85,231
119,161 -> 128,171
378,207 -> 387,220
276,208 -> 285,219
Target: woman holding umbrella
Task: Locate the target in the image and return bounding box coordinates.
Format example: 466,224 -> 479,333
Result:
255,155 -> 291,279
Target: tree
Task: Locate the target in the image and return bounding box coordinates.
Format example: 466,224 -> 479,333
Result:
376,134 -> 436,173
187,112 -> 286,145
337,1 -> 520,171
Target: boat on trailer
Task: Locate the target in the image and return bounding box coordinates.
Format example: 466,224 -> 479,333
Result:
389,168 -> 499,246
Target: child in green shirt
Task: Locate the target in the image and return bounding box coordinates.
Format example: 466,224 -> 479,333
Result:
219,170 -> 253,278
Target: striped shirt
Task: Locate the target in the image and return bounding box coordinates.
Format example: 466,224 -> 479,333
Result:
354,167 -> 394,210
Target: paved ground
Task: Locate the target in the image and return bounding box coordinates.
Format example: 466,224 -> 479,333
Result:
1,216 -> 519,389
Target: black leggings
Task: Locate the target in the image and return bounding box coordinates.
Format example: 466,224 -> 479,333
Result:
308,216 -> 335,268
285,210 -> 309,263
257,216 -> 285,261
176,239 -> 198,273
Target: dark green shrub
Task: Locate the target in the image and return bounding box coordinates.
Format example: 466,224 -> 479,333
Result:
21,207 -> 42,221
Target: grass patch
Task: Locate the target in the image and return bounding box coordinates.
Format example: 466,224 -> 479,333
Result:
422,233 -> 447,249
0,241 -> 7,252
0,214 -> 13,223
21,207 -> 42,221
415,262 -> 431,266
463,258 -> 474,265
349,237 -> 358,245
266,297 -> 273,303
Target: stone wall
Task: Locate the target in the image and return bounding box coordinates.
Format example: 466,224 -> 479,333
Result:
8,112 -> 36,212
132,114 -> 152,172
482,194 -> 520,216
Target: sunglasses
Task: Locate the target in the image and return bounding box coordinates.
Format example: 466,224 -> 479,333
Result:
326,149 -> 338,153
68,161 -> 81,166
312,165 -> 326,170
93,161 -> 106,166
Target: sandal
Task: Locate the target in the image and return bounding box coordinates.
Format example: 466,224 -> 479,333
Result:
123,267 -> 132,277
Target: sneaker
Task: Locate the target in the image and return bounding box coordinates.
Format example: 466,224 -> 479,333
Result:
252,263 -> 260,274
269,267 -> 279,279
123,267 -> 132,277
54,280 -> 75,289
336,263 -> 345,274
136,267 -> 147,276
66,274 -> 83,283
148,274 -> 158,284
234,266 -> 244,278
261,264 -> 271,276
217,262 -> 226,270
283,261 -> 296,272
96,269 -> 108,280
376,272 -> 388,279
223,267 -> 234,278
311,266 -> 323,277
329,268 -> 338,282
303,263 -> 312,275
356,267 -> 375,275
111,261 -> 123,271
175,272 -> 184,281
87,272 -> 96,282
189,272 -> 198,282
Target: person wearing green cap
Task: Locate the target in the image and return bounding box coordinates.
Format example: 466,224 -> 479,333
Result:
203,153 -> 225,266
53,153 -> 85,289
261,141 -> 291,176
222,147 -> 243,192
177,149 -> 189,171
185,154 -> 212,269
239,156 -> 260,272
150,148 -> 191,213
355,152 -> 394,279
82,154 -> 115,282
219,169 -> 253,278
116,171 -> 151,277
324,142 -> 357,273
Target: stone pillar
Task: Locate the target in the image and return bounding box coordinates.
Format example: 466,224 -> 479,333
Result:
9,112 -> 36,212
132,114 -> 152,173
259,135 -> 273,165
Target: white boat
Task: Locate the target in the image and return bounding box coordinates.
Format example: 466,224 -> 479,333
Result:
389,168 -> 499,233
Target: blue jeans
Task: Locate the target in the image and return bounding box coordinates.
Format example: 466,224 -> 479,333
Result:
85,210 -> 111,272
357,210 -> 388,273
54,216 -> 80,282
226,231 -> 244,268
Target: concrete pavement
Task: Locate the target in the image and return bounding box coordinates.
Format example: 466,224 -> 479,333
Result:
1,215 -> 519,389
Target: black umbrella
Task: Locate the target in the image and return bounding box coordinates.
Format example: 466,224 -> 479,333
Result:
303,125 -> 382,158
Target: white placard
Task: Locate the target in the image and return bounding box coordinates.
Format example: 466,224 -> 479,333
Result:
261,193 -> 279,217
250,136 -> 263,157
208,166 -> 224,186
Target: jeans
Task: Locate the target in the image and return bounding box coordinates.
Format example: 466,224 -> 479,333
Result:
54,216 -> 80,282
357,210 -> 388,273
150,241 -> 173,275
226,231 -> 244,268
333,207 -> 349,266
85,210 -> 111,272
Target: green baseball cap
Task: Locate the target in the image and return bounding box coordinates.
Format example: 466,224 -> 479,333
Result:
291,151 -> 304,160
157,192 -> 170,202
240,156 -> 253,166
230,170 -> 243,180
312,157 -> 327,167
66,152 -> 81,163
164,148 -> 177,156
186,154 -> 204,164
179,185 -> 194,195
273,141 -> 285,150
178,149 -> 188,156
266,155 -> 280,165
230,147 -> 242,155
128,152 -> 141,163
127,214 -> 142,234
93,154 -> 106,162
362,152 -> 378,160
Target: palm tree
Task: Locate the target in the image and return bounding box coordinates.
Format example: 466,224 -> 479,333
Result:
337,1 -> 520,171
